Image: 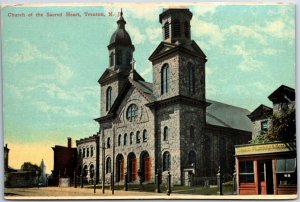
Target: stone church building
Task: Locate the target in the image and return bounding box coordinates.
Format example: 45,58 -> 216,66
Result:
78,8 -> 252,185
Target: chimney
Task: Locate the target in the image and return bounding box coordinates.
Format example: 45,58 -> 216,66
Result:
67,137 -> 72,148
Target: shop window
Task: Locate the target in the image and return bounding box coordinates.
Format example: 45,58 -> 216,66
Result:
276,158 -> 297,185
239,161 -> 254,183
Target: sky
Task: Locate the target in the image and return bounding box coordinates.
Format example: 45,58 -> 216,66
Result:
2,3 -> 295,173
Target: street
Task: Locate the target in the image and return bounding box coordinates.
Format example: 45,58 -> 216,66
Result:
4,187 -> 297,200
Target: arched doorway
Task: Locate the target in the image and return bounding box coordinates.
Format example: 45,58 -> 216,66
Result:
140,151 -> 151,182
116,154 -> 124,182
188,150 -> 196,167
83,165 -> 88,177
127,152 -> 137,182
89,164 -> 94,179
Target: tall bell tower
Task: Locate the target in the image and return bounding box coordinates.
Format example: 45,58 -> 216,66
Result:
149,8 -> 207,102
98,10 -> 135,116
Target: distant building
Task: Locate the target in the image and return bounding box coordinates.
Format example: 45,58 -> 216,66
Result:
39,159 -> 47,186
51,138 -> 77,185
4,144 -> 9,172
235,85 -> 296,195
76,134 -> 99,183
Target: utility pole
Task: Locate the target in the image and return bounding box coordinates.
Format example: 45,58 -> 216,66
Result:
112,126 -> 115,195
102,129 -> 105,194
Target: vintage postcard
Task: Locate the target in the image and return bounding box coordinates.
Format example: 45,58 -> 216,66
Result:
2,2 -> 296,200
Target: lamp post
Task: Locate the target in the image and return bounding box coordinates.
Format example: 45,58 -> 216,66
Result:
101,129 -> 106,194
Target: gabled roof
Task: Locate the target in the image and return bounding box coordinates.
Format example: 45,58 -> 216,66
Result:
206,99 -> 252,132
268,85 -> 295,104
148,41 -> 206,62
247,104 -> 273,122
96,75 -> 156,123
98,68 -> 117,83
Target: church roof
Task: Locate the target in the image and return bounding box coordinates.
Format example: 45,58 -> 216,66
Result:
129,79 -> 156,102
108,10 -> 134,49
206,99 -> 252,132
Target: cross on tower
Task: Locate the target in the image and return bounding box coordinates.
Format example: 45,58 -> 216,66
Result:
130,58 -> 136,72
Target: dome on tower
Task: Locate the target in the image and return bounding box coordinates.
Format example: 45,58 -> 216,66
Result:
109,9 -> 134,48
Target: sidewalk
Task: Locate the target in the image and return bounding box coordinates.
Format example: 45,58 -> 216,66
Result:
4,187 -> 298,200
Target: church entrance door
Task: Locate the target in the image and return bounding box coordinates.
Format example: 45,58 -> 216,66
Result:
128,153 -> 137,182
116,154 -> 124,182
140,151 -> 151,182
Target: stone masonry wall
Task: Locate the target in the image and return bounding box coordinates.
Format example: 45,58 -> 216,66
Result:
100,86 -> 155,184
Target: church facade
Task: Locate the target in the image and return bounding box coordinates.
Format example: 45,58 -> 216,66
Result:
79,8 -> 252,185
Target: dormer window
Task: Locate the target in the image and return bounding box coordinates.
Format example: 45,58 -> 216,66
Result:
261,120 -> 268,132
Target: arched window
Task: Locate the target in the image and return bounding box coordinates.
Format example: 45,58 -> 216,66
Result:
118,134 -> 122,146
126,51 -> 132,66
110,52 -> 114,66
83,148 -> 86,158
163,126 -> 169,141
130,132 -> 134,145
126,104 -> 138,122
87,148 -> 89,157
164,21 -> 170,39
116,50 -> 122,65
136,131 -> 141,143
90,146 -> 93,157
190,125 -> 194,139
106,87 -> 112,111
188,151 -> 196,167
124,133 -> 127,146
106,157 -> 111,174
172,19 -> 180,37
188,63 -> 195,94
78,149 -> 82,158
107,137 -> 111,148
163,151 -> 171,171
161,64 -> 169,94
184,21 -> 190,38
143,130 -> 148,142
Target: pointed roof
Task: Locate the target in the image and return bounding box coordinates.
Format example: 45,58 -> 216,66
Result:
268,85 -> 295,104
108,9 -> 134,49
247,104 -> 273,122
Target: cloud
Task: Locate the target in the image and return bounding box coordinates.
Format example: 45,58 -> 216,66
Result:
126,24 -> 145,44
34,101 -> 82,117
224,25 -> 267,45
263,48 -> 281,55
145,27 -> 161,44
192,18 -> 224,48
6,38 -> 73,85
192,4 -> 219,16
4,83 -> 23,100
231,43 -> 263,72
140,66 -> 152,77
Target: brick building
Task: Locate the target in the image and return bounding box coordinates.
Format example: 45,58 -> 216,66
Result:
76,8 -> 252,186
51,138 -> 77,185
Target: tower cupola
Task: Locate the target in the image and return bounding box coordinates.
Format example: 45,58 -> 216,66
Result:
108,9 -> 135,72
159,8 -> 193,44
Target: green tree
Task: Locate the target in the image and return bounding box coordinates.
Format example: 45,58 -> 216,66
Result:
21,162 -> 41,175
